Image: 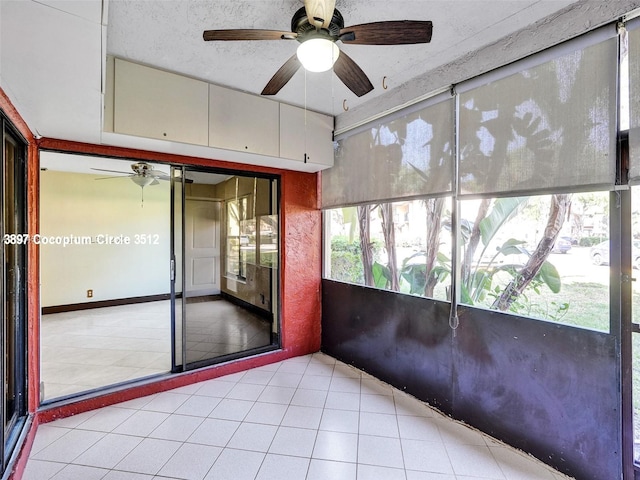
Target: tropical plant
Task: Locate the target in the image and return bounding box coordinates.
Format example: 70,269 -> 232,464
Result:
330,236 -> 364,284
399,251 -> 450,295
357,204 -> 375,287
379,203 -> 400,291
401,195 -> 564,317
492,194 -> 570,311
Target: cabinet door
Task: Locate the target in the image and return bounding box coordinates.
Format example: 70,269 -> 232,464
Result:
113,58 -> 209,145
279,104 -> 334,166
209,85 -> 279,156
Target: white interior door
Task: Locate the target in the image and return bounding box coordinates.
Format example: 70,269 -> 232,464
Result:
184,198 -> 220,297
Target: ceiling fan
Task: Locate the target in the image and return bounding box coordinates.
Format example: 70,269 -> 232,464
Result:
91,162 -> 189,206
91,162 -> 171,188
202,0 -> 433,97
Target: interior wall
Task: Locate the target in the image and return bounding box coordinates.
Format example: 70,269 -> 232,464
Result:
322,279 -> 620,480
184,182 -> 219,297
39,169 -> 170,307
185,182 -> 218,199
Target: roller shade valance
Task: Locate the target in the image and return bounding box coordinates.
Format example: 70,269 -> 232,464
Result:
457,32 -> 617,197
322,95 -> 454,208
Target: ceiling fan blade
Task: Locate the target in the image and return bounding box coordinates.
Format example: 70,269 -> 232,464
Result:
340,20 -> 433,45
333,50 -> 373,97
261,54 -> 302,96
95,175 -> 133,181
304,0 -> 336,28
91,168 -> 132,175
148,169 -> 169,176
203,29 -> 297,41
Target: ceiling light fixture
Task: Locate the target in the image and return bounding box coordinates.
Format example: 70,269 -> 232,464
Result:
296,37 -> 340,73
130,175 -> 155,188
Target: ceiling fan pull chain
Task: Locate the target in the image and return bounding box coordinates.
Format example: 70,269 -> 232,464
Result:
304,67 -> 308,161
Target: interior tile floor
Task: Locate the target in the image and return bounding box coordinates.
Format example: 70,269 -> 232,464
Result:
41,299 -> 271,401
26,353 -> 573,480
183,297 -> 271,364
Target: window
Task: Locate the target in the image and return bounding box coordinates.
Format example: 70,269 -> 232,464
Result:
458,192 -> 609,331
259,215 -> 278,268
226,196 -> 249,279
325,198 -> 452,302
323,25 -> 617,331
225,178 -> 278,279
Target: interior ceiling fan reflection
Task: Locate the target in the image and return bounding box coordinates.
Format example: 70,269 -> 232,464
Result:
92,162 -> 170,187
91,162 -> 185,206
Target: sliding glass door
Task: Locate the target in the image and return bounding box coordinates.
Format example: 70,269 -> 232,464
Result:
171,167 -> 279,371
1,117 -> 27,472
37,153 -> 280,399
39,153 -> 173,401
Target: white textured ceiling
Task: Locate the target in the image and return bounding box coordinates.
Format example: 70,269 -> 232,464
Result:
106,0 -> 580,116
2,0 -> 640,170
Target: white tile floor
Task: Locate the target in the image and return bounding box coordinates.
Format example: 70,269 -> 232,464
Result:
25,353 -> 573,480
41,301 -> 172,400
41,299 -> 271,400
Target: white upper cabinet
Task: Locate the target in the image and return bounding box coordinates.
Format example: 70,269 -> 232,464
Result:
279,103 -> 334,166
209,84 -> 279,156
107,58 -> 335,169
113,58 -> 209,146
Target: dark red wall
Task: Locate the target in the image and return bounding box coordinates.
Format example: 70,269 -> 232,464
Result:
281,170 -> 322,354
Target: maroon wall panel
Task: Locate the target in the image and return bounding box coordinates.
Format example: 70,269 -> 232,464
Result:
281,170 -> 322,355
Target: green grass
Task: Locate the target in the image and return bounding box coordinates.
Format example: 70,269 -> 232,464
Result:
545,282 -> 610,332
520,281 -> 640,333
468,280 -> 611,331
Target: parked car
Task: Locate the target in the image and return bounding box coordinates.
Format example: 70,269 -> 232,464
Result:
590,240 -> 640,268
552,237 -> 572,254
590,241 -> 609,266
561,235 -> 578,245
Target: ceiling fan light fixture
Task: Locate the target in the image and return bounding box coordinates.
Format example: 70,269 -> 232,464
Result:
130,175 -> 155,188
296,38 -> 339,72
